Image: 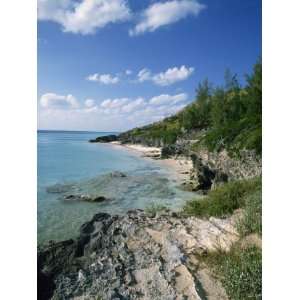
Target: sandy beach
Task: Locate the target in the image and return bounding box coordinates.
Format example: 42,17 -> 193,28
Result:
110,142 -> 193,184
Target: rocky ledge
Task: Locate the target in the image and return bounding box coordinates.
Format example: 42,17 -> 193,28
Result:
89,135 -> 118,143
38,209 -> 241,300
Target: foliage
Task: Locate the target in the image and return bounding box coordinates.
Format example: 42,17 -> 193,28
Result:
183,177 -> 261,218
237,187 -> 262,236
180,79 -> 213,130
201,245 -> 262,300
121,60 -> 262,155
204,62 -> 261,155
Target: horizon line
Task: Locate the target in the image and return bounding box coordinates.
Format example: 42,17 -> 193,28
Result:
37,129 -> 120,133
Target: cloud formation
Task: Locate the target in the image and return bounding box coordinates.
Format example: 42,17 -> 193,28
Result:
129,0 -> 205,36
137,65 -> 194,86
40,93 -> 79,109
137,68 -> 152,82
38,0 -> 131,35
84,99 -> 95,108
86,73 -> 120,85
149,93 -> 187,105
152,66 -> 194,86
38,92 -> 189,130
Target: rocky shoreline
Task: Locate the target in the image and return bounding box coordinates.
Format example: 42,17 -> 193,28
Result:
38,209 -> 240,300
89,135 -> 261,192
38,137 -> 261,299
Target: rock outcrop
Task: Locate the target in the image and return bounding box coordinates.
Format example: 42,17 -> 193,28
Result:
188,154 -> 228,191
190,149 -> 261,189
161,144 -> 187,159
38,209 -> 240,300
89,135 -> 118,143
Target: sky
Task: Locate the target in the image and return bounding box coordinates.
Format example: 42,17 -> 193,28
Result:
37,0 -> 261,131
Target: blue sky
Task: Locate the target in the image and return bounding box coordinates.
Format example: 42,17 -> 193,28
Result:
38,0 -> 261,131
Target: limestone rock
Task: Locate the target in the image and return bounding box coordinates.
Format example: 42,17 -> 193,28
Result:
38,210 -> 239,300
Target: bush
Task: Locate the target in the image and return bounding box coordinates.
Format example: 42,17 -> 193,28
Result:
145,203 -> 167,215
183,177 -> 261,218
201,245 -> 262,300
237,188 -> 262,236
120,60 -> 261,155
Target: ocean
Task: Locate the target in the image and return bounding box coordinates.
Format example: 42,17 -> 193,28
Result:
37,130 -> 194,244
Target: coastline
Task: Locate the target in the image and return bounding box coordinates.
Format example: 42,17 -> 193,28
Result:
38,139 -> 262,300
109,141 -> 193,185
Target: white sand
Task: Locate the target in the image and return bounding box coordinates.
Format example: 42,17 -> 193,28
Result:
110,142 -> 193,184
157,157 -> 193,183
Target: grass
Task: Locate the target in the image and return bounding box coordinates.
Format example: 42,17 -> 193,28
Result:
184,177 -> 262,299
237,187 -> 262,237
183,177 -> 261,218
145,203 -> 167,215
200,245 -> 262,300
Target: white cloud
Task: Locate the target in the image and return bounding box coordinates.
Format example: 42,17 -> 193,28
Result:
87,67 -> 194,86
100,98 -> 130,109
39,92 -> 190,131
86,73 -> 120,84
97,93 -> 188,116
149,93 -> 188,105
121,97 -> 146,113
38,0 -> 131,35
137,68 -> 152,82
84,99 -> 95,107
129,0 -> 205,36
152,66 -> 194,86
40,93 -> 79,109
137,65 -> 194,86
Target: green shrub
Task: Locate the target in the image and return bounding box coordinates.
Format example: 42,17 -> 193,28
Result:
120,60 -> 261,155
145,203 -> 167,215
237,188 -> 262,236
201,246 -> 262,300
183,177 -> 261,218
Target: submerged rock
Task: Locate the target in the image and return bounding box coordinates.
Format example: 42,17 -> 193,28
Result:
63,194 -> 110,203
38,209 -> 239,300
110,171 -> 127,178
46,183 -> 74,194
46,171 -> 179,211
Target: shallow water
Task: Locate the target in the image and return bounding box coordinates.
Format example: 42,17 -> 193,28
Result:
38,130 -> 194,244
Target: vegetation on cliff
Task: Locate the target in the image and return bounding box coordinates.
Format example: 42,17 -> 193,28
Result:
184,177 -> 262,300
120,60 -> 262,156
183,177 -> 261,219
200,245 -> 262,300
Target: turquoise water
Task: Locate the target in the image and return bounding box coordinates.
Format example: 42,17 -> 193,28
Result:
38,130 -> 194,244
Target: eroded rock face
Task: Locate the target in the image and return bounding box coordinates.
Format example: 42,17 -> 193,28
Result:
189,154 -> 228,191
38,210 -> 239,300
190,149 -> 261,184
161,144 -> 186,159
